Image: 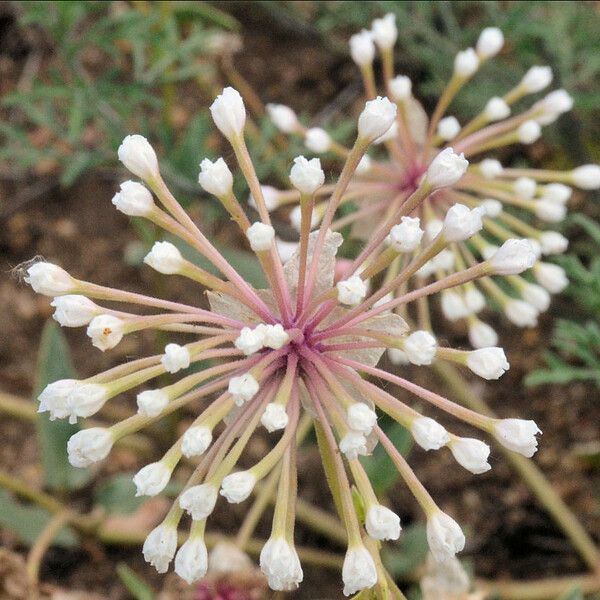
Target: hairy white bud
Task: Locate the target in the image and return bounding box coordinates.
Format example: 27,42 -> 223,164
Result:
504,299 -> 539,327
484,97 -> 510,121
260,538 -> 303,591
443,204 -> 484,242
476,27 -> 504,58
388,216 -> 424,252
67,427 -> 113,467
411,417 -> 450,450
426,148 -> 469,189
25,262 -> 76,296
133,461 -> 172,497
210,87 -> 246,139
266,103 -> 299,133
180,484 -> 218,520
464,287 -> 486,313
262,403 -> 289,432
347,403 -> 377,435
371,13 -> 397,49
86,315 -> 125,351
357,96 -> 397,142
356,155 -> 372,174
143,524 -> 177,574
144,241 -> 184,274
489,239 -> 537,275
449,437 -> 491,474
337,275 -> 368,306
248,185 -> 281,212
175,537 -> 208,584
342,545 -> 378,596
427,511 -> 465,563
117,135 -> 159,180
235,326 -> 265,356
198,157 -> 233,197
466,347 -> 509,379
220,471 -> 256,503
518,120 -> 542,144
533,262 -> 568,293
182,426 -> 212,458
480,198 -> 503,217
51,295 -> 98,327
479,158 -> 503,179
494,419 -> 541,457
228,373 -> 259,406
349,29 -> 375,66
289,156 -> 325,195
112,180 -> 155,216
535,200 -> 566,223
437,116 -> 461,141
454,48 -> 479,77
521,283 -> 550,312
513,177 -> 537,199
365,505 -> 401,541
403,330 -> 437,366
137,389 -> 169,417
246,222 -> 275,252
542,183 -> 572,203
304,127 -> 331,153
389,75 -> 412,101
441,290 -> 470,321
520,66 -> 553,93
468,320 -> 498,349
571,165 -> 600,190
339,431 -> 368,460
161,343 -> 191,374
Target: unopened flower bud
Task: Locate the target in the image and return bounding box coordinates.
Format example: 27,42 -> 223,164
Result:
290,156 -> 325,195
489,239 -> 537,275
249,185 -> 281,212
504,299 -> 538,327
86,315 -> 125,351
371,13 -> 397,50
258,323 -> 290,349
342,545 -> 378,596
262,403 -> 289,432
468,320 -> 498,349
175,537 -> 208,584
349,30 -> 375,66
337,275 -> 368,306
411,416 -> 450,450
357,96 -> 397,143
389,75 -> 412,101
220,471 -> 256,503
118,135 -> 159,180
180,483 -> 218,520
144,241 -> 184,274
246,222 -> 275,252
441,290 -> 470,321
427,511 -> 465,563
542,183 -> 572,203
133,461 -> 172,496
235,326 -> 266,355
535,200 -> 566,223
373,120 -> 398,144
454,48 -> 479,77
479,158 -> 503,179
365,505 -> 401,541
67,427 -> 113,467
112,180 -> 155,217
521,282 -> 550,312
182,426 -> 212,457
210,87 -> 246,140
25,262 -> 76,296
449,437 -> 491,474
536,89 -> 573,124
513,176 -> 537,198
356,155 -> 372,174
571,165 -> 600,190
437,116 -> 461,140
518,120 -> 542,144
304,127 -> 331,153
161,343 -> 191,374
347,403 -> 377,434
520,66 -> 553,93
466,347 -> 509,379
533,262 -> 568,293
228,373 -> 259,406
484,96 -> 510,121
404,330 -> 437,366
494,418 -> 541,457
260,538 -> 303,591
51,295 -> 98,327
266,103 -> 299,133
443,204 -> 484,242
426,148 -> 469,189
480,198 -> 502,217
143,524 -> 177,574
339,431 -> 368,459
388,216 -> 424,252
476,27 -> 504,58
198,157 -> 233,197
137,389 -> 169,417
464,287 -> 486,313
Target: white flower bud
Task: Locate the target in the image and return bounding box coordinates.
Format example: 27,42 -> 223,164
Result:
520,66 -> 553,93
415,260 -> 434,279
518,120 -> 542,144
464,287 -> 486,313
449,437 -> 491,474
403,330 -> 437,366
66,383 -> 108,423
466,347 -> 509,379
542,183 -> 572,203
38,379 -> 77,421
290,204 -> 320,231
261,403 -> 289,432
67,427 -> 113,467
427,511 -> 465,563
161,343 -> 191,374
441,291 -> 470,321
411,417 -> 450,450
143,524 -> 177,574
476,27 -> 504,58
337,275 -> 368,306
357,96 -> 397,143
437,116 -> 461,141
276,238 -> 298,263
220,471 -> 256,503
504,299 -> 538,327
210,87 -> 246,139
117,135 -> 159,180
347,403 -> 377,435
246,222 -> 275,252
443,204 -> 484,242
51,295 -> 98,327
494,418 -> 541,457
388,347 -> 409,365
208,541 -> 252,575
349,30 -> 375,66
454,48 -> 479,77
304,127 -> 331,153
387,216 -> 424,252
137,389 -> 169,417
235,326 -> 266,356
389,75 -> 412,101
182,426 -> 212,457
513,177 -> 537,198
432,249 -> 455,272
289,155 -> 325,195
468,320 -> 498,349
198,157 -> 233,197
144,241 -> 184,274
260,538 -> 303,591
481,244 -> 499,261
180,483 -> 219,520
536,89 -> 573,124
371,13 -> 397,49
373,120 -> 398,144
133,461 -> 172,497
111,180 -> 154,217
521,282 -> 550,312
426,218 -> 443,241
356,155 -> 372,174
571,164 -> 600,190
342,545 -> 377,596
426,148 -> 469,189
480,198 -> 503,217
479,158 -> 503,179
25,262 -> 76,296
535,200 -> 566,223
257,323 -> 289,349
249,185 -> 281,212
175,537 -> 208,584
228,372 -> 259,406
489,239 -> 537,275
339,431 -> 368,459
365,505 -> 401,541
266,103 -> 299,133
534,262 -> 568,293
484,97 -> 510,121
86,315 -> 125,351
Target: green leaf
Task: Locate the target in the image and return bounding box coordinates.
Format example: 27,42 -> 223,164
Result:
382,524 -> 428,577
360,420 -> 412,495
0,490 -> 77,547
116,563 -> 156,600
34,320 -> 91,491
94,474 -> 145,514
557,589 -> 584,600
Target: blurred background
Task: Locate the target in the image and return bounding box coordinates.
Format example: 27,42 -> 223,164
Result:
1,1 -> 599,599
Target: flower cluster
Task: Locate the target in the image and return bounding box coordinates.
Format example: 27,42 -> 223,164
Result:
267,15 -> 600,348
28,81 -> 541,596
